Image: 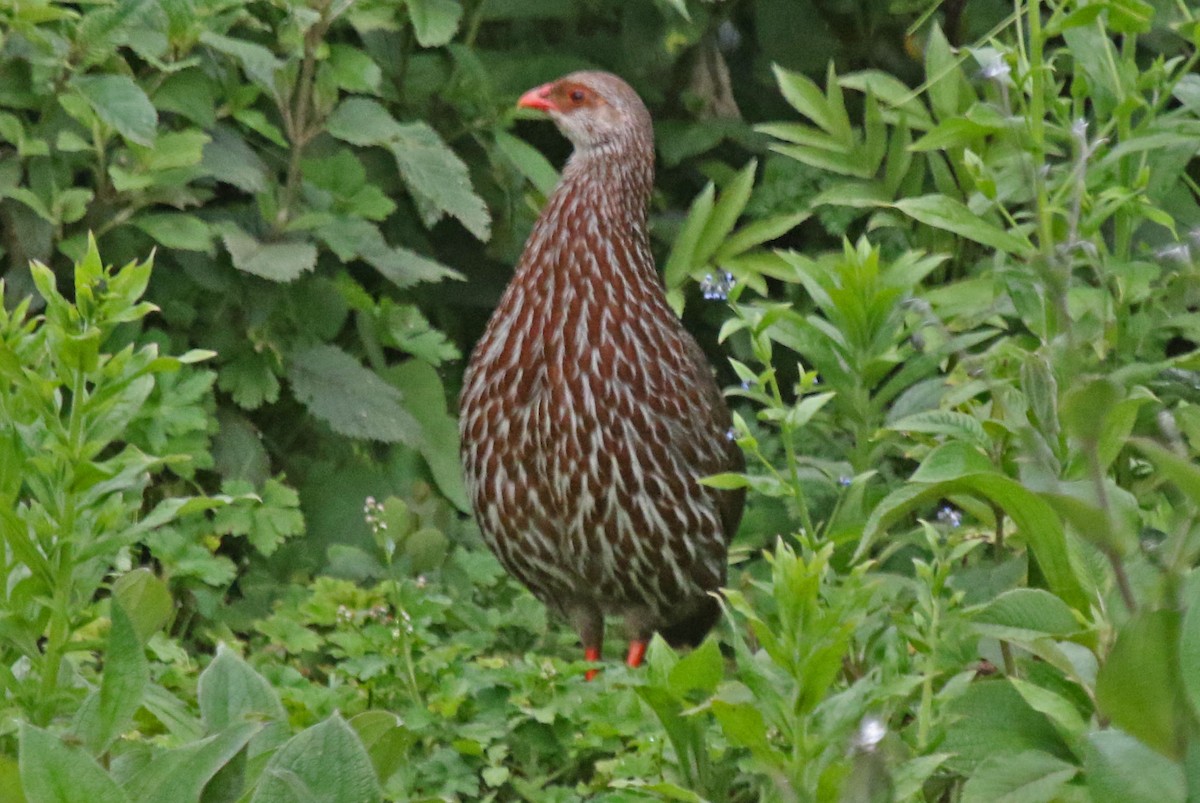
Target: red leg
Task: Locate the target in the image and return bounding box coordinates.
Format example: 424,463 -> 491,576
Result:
584,645 -> 601,681
625,639 -> 648,668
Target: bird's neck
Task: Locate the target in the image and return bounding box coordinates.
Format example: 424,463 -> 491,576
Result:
517,133 -> 657,294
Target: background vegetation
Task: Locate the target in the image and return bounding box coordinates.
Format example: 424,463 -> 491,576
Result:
1,0 -> 1199,799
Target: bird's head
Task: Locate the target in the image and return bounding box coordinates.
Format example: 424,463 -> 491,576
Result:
517,71 -> 652,153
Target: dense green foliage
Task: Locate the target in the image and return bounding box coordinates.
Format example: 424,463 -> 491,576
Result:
2,0 -> 1200,800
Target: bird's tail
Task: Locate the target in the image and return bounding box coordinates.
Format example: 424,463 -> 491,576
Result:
658,595 -> 721,648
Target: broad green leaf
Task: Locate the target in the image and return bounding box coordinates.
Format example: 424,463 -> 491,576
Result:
19,723 -> 131,803
406,0 -> 462,47
943,681 -> 1071,769
667,636 -> 723,697
1096,610 -> 1187,759
349,711 -> 410,783
960,750 -> 1077,803
974,589 -> 1080,636
1131,437 -> 1200,508
250,713 -> 381,803
1008,677 -> 1089,745
924,24 -> 963,123
1085,730 -> 1186,803
860,473 -> 1090,612
198,643 -> 287,733
1181,572 -> 1200,720
222,229 -> 317,282
123,722 -> 260,803
112,568 -> 173,643
889,411 -> 992,453
71,75 -> 157,146
134,213 -> 212,251
73,601 -> 149,755
287,345 -> 422,445
893,195 -> 1034,256
327,44 -> 382,93
386,360 -> 469,512
910,441 -> 995,483
199,31 -> 283,94
494,130 -> 559,196
710,699 -> 783,767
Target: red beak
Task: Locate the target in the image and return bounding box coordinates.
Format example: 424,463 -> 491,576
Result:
518,83 -> 556,113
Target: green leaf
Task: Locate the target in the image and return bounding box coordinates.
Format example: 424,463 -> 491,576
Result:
390,121 -> 490,240
773,65 -> 839,136
288,345 -> 422,445
222,229 -> 317,282
1180,571 -> 1200,720
861,474 -> 1090,612
71,75 -> 157,146
494,130 -> 559,196
1084,730 -> 1185,803
123,722 -> 260,803
892,411 -> 992,453
943,681 -> 1071,770
199,31 -> 283,94
19,724 -> 131,803
134,213 -> 212,251
1095,610 -> 1187,759
249,713 -> 381,803
198,643 -> 287,733
695,160 -> 756,265
910,441 -> 995,483
974,589 -> 1080,636
1131,437 -> 1200,508
326,100 -> 490,240
960,750 -> 1077,803
406,0 -> 462,47
74,601 -> 149,755
387,360 -> 469,512
667,636 -> 723,697
112,568 -> 173,643
893,195 -> 1034,256
663,182 -> 715,291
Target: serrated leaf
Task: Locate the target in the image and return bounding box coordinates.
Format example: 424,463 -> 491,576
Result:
71,75 -> 157,146
223,229 -> 317,282
327,100 -> 489,240
19,724 -> 131,803
893,195 -> 1034,256
250,714 -> 381,803
288,345 -> 421,445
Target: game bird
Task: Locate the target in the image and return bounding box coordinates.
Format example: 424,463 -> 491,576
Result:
459,71 -> 744,677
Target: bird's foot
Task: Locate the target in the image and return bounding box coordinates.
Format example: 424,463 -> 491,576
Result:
625,640 -> 647,668
584,645 -> 601,681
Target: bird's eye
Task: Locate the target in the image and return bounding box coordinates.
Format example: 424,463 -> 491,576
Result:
570,89 -> 586,103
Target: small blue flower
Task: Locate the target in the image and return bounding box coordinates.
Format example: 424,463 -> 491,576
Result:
700,271 -> 736,301
838,475 -> 852,487
724,427 -> 737,442
937,506 -> 963,528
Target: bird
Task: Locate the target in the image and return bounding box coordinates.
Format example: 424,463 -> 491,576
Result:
458,71 -> 744,678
